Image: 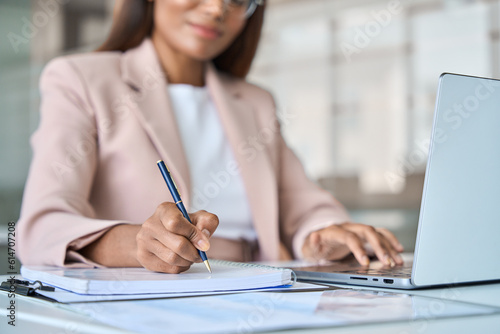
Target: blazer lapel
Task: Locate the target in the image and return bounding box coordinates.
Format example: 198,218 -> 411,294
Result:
206,64 -> 280,260
120,39 -> 191,205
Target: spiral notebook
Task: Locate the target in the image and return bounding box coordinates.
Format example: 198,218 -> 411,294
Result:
20,260 -> 294,295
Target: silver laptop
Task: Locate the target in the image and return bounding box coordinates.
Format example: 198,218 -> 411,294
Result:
295,73 -> 500,289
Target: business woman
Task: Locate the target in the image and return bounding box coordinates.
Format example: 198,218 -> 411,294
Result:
17,0 -> 404,274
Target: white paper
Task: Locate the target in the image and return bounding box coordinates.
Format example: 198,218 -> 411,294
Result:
35,281 -> 326,303
64,290 -> 499,334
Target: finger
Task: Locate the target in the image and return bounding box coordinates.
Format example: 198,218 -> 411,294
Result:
154,231 -> 202,263
341,231 -> 370,266
160,211 -> 210,252
358,225 -> 392,266
377,228 -> 404,252
140,251 -> 191,274
147,239 -> 194,267
377,232 -> 403,266
342,223 -> 402,265
139,215 -> 202,263
190,210 -> 219,239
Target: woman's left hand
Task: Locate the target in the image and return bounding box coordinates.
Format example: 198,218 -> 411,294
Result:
302,222 -> 404,266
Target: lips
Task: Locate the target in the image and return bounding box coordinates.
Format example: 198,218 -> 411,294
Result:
189,23 -> 222,40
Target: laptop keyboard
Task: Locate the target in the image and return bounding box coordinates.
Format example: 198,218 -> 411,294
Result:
337,264 -> 413,278
294,254 -> 415,281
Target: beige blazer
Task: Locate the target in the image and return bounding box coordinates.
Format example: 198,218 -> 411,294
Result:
17,39 -> 350,268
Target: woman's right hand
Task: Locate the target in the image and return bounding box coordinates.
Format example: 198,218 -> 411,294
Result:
136,202 -> 219,274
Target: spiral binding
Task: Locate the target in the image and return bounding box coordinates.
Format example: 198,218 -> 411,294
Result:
210,259 -> 297,285
0,278 -> 55,296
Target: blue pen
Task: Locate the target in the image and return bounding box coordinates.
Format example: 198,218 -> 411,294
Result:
157,160 -> 212,273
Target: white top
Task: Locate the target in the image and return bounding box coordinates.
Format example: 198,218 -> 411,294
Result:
168,84 -> 257,241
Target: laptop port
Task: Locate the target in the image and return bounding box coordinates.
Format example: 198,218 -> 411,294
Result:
383,279 -> 394,284
350,276 -> 368,281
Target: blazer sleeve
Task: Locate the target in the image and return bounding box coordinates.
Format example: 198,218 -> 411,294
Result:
16,58 -> 130,268
269,99 -> 352,259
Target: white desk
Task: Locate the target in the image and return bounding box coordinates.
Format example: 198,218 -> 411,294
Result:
1,275 -> 499,334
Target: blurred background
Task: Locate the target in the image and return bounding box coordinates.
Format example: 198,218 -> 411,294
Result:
1,0 -> 498,274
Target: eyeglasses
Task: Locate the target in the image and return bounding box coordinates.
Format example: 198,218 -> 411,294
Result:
194,0 -> 265,19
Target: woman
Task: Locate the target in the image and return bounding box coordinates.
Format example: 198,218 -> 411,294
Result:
17,0 -> 404,273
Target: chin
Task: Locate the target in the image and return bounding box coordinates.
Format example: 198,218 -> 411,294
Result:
185,48 -> 223,62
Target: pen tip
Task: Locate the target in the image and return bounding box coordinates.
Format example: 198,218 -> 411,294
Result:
204,260 -> 212,273
157,160 -> 163,164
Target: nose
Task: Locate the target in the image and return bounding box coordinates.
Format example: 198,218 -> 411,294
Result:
199,0 -> 227,20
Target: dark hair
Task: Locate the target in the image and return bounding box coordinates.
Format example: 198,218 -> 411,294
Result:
97,0 -> 265,78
